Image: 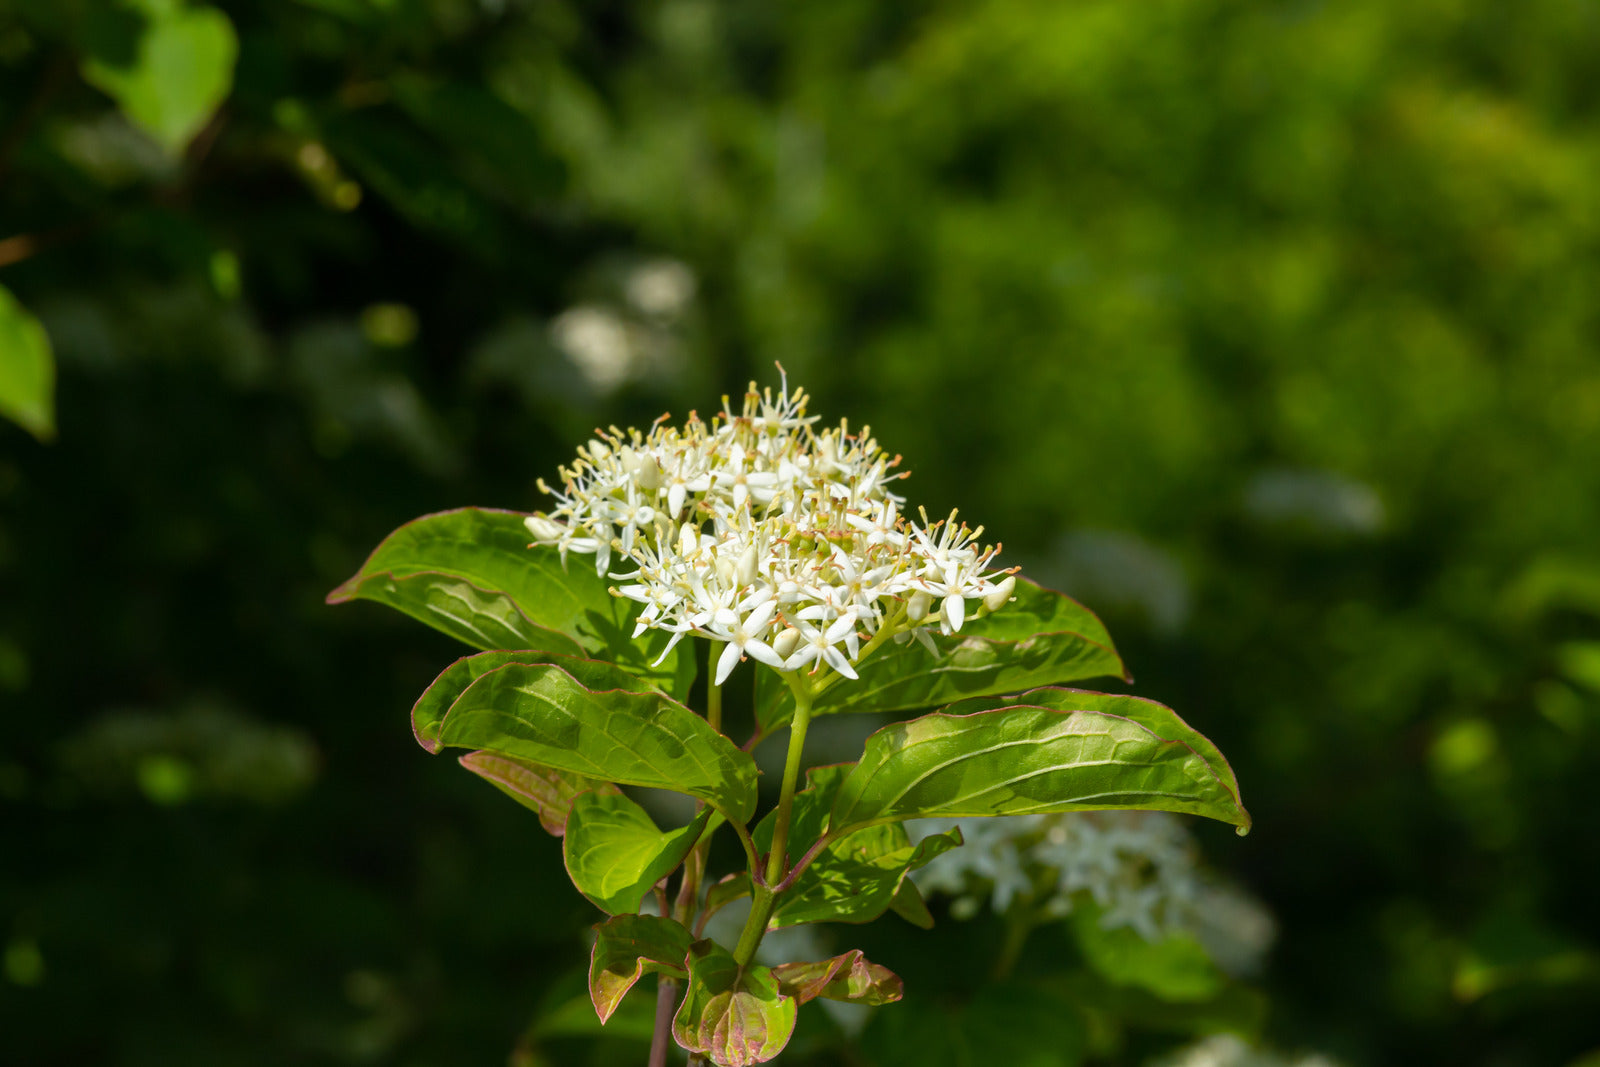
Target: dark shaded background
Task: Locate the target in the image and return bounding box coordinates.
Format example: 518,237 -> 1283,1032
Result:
3,1 -> 1599,1064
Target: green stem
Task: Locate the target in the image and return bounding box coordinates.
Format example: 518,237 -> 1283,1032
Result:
730,680 -> 814,969
733,885 -> 776,968
764,686 -> 814,886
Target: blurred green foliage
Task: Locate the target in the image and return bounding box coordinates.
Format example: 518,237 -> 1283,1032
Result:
2,0 -> 1598,1064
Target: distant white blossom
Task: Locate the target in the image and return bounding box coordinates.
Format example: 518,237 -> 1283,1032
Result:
525,373 -> 1017,686
1149,1035 -> 1343,1067
909,811 -> 1275,976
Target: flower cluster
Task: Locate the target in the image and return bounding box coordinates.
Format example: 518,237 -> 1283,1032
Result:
524,375 -> 1017,686
909,811 -> 1275,976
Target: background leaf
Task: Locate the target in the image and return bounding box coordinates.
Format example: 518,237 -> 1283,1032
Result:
588,914 -> 694,1024
563,792 -> 710,915
829,692 -> 1250,834
1069,907 -> 1225,1003
329,508 -> 695,697
429,661 -> 759,823
0,286 -> 54,441
672,941 -> 797,1067
80,0 -> 237,155
755,580 -> 1126,733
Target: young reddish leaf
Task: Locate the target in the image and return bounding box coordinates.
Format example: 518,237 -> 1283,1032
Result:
771,949 -> 903,1005
563,792 -> 711,914
457,750 -> 614,836
588,914 -> 695,1024
672,941 -> 797,1066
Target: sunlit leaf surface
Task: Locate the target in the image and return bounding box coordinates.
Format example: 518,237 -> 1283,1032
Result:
830,689 -> 1250,834
330,508 -> 696,697
429,661 -> 758,823
563,792 -> 710,914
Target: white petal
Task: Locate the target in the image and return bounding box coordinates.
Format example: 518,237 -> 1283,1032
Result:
650,629 -> 686,667
744,640 -> 784,670
824,610 -> 858,645
943,594 -> 965,632
823,646 -> 859,680
714,640 -> 743,686
669,483 -> 687,519
745,599 -> 778,632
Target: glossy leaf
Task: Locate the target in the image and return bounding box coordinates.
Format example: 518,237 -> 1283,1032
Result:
771,950 -> 903,1005
564,792 -> 711,914
457,749 -> 613,835
429,661 -> 759,823
588,914 -> 695,1024
81,0 -> 238,155
411,650 -> 662,752
0,285 -> 54,441
672,941 -> 797,1066
829,688 -> 1251,835
327,507 -> 695,698
754,766 -> 960,927
755,578 -> 1127,733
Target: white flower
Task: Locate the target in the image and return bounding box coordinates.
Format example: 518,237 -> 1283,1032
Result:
522,371 -> 1017,687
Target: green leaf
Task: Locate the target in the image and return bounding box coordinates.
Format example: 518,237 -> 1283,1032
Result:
887,877 -> 936,930
1069,907 -> 1224,1003
80,0 -> 238,155
828,688 -> 1250,835
703,873 -> 753,920
771,950 -> 903,1006
755,579 -> 1127,733
753,766 -> 960,928
0,286 -> 55,441
588,914 -> 695,1024
327,508 -> 695,698
429,661 -> 759,823
456,749 -> 614,836
672,941 -> 797,1066
411,650 -> 666,751
564,792 -> 711,915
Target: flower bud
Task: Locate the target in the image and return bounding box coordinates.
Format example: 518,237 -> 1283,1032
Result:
983,575 -> 1016,614
772,626 -> 802,659
906,590 -> 933,622
636,453 -> 664,490
524,515 -> 564,542
679,522 -> 698,558
736,544 -> 759,586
